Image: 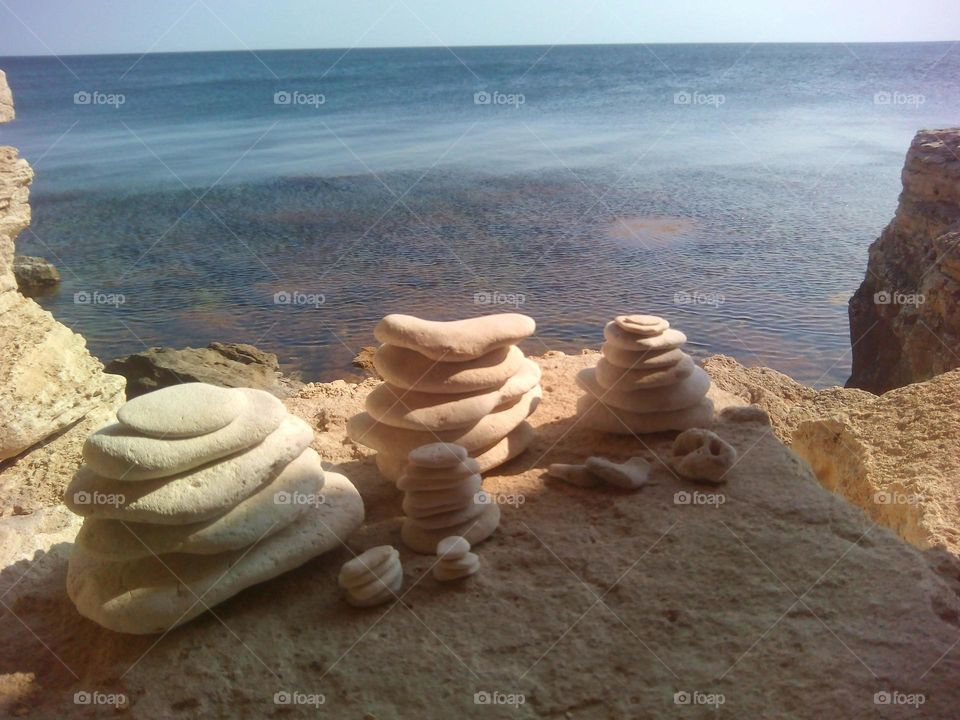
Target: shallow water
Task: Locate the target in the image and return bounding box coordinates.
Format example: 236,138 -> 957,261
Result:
2,43 -> 958,385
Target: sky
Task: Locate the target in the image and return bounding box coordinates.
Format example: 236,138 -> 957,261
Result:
0,0 -> 957,56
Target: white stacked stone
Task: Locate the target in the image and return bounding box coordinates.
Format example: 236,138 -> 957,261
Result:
397,443 -> 500,554
576,314 -> 714,433
347,313 -> 541,482
338,546 -> 403,607
63,382 -> 364,634
433,536 -> 480,582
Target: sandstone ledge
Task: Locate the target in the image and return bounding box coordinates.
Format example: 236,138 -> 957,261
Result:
2,351 -> 957,718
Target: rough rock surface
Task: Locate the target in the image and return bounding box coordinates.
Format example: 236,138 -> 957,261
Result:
13,254 -> 60,292
703,354 -> 874,443
794,368 -> 960,558
0,70 -> 12,124
2,351 -> 958,718
0,78 -> 125,462
848,128 -> 960,393
105,342 -> 303,399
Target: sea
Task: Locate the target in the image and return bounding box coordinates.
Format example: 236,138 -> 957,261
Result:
1,43 -> 957,385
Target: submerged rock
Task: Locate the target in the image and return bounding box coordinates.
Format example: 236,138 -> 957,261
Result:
13,254 -> 59,293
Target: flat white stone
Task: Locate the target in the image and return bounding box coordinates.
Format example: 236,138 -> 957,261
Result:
348,385 -> 541,457
402,502 -> 500,554
434,551 -> 480,582
66,416 -> 314,524
116,383 -> 248,438
614,314 -> 669,337
603,323 -> 687,351
576,366 -> 711,414
576,395 -> 715,434
374,313 -> 536,361
546,463 -> 600,487
66,472 -> 365,634
346,561 -> 403,607
339,545 -> 399,589
595,356 -> 695,390
374,343 -> 526,394
74,448 -> 326,560
601,344 -> 687,370
397,459 -> 482,490
402,476 -> 483,513
365,359 -> 541,430
83,389 -> 287,481
585,456 -> 652,489
436,535 -> 471,559
408,442 -> 468,468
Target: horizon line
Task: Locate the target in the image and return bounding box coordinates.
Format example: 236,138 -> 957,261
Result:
0,38 -> 956,60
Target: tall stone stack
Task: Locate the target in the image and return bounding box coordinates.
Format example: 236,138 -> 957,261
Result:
576,314 -> 714,433
347,313 -> 541,482
63,382 -> 364,634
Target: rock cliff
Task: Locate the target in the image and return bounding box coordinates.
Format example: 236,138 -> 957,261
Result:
847,128 -> 960,393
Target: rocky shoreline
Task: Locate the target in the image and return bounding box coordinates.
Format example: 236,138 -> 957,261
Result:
2,68 -> 960,718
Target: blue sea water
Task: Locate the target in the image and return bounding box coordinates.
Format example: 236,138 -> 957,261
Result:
1,43 -> 957,384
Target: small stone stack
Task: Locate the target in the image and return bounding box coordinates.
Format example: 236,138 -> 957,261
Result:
338,546 -> 403,607
397,443 -> 500,554
347,313 -> 541,482
576,314 -> 714,433
63,382 -> 364,634
434,536 -> 481,582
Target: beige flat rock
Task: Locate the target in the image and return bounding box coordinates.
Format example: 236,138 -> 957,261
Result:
595,355 -> 695,390
65,416 -> 314,524
545,463 -> 600,487
402,476 -> 483,513
343,553 -> 403,608
434,552 -> 480,582
74,448 -> 325,560
614,314 -> 669,336
338,545 -> 399,588
601,344 -> 687,370
374,313 -> 535,361
402,501 -> 499,554
436,535 -> 471,558
376,422 -> 535,482
66,472 -> 364,634
396,459 -> 482,490
603,323 -> 687,351
365,358 -> 541,430
83,389 -> 287,481
585,456 -> 652,489
373,344 -> 525,394
347,385 -> 541,457
116,383 -> 248,438
577,366 -> 711,413
408,442 -> 468,467
577,395 -> 715,434
669,429 -> 737,484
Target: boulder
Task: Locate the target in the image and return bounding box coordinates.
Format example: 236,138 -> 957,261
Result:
0,70 -> 12,123
13,254 -> 59,293
105,342 -> 302,399
848,128 -> 960,393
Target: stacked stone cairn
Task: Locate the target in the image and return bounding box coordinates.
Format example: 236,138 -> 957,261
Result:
338,546 -> 403,607
576,314 -> 714,433
347,313 -> 541,482
397,443 -> 500,554
433,536 -> 481,582
64,382 -> 364,634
